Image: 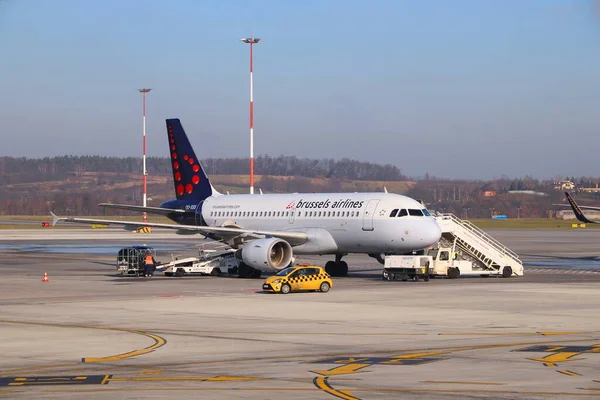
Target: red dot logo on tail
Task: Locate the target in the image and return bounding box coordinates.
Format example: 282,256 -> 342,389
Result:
192,165 -> 200,172
185,184 -> 193,194
192,175 -> 200,184
175,171 -> 182,181
176,184 -> 184,196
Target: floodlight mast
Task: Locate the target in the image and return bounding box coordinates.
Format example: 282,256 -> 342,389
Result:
138,88 -> 152,222
240,37 -> 261,194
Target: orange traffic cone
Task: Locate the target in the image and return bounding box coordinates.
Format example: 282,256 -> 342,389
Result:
42,272 -> 49,283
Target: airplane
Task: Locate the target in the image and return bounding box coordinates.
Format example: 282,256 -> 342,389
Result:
562,191 -> 600,225
51,118 -> 442,278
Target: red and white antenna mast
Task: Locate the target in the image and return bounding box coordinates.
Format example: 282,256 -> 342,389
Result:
240,36 -> 260,194
138,88 -> 152,222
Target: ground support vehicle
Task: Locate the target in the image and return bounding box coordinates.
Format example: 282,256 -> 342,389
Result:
382,255 -> 431,282
262,265 -> 333,294
116,246 -> 157,277
160,249 -> 238,277
433,213 -> 524,278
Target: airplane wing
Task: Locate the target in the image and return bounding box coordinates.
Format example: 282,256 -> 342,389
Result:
50,212 -> 309,246
98,203 -> 186,216
564,192 -> 600,224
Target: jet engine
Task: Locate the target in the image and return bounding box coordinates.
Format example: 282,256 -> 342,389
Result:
237,238 -> 294,272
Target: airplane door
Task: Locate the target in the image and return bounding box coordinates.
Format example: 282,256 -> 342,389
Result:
362,199 -> 380,231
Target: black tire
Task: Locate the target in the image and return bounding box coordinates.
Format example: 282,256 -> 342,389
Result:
448,267 -> 458,279
325,261 -> 337,276
175,268 -> 185,277
165,272 -> 173,277
424,275 -> 430,282
280,283 -> 291,294
319,281 -> 331,293
210,268 -> 221,277
502,266 -> 512,278
339,261 -> 348,276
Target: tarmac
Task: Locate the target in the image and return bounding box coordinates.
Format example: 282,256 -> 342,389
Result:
1,228 -> 600,399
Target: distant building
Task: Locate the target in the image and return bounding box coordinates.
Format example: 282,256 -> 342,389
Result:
553,180 -> 575,190
556,209 -> 600,220
580,187 -> 600,193
480,183 -> 497,197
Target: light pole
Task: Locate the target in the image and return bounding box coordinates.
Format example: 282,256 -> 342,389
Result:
138,88 -> 152,223
517,207 -> 522,219
240,37 -> 261,194
463,207 -> 470,220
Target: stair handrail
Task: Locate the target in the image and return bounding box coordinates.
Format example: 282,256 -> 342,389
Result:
436,213 -> 521,262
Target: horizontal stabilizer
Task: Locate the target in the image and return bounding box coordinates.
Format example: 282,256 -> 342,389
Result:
99,203 -> 185,216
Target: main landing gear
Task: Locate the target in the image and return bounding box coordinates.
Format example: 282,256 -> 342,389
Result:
325,254 -> 348,277
237,262 -> 262,278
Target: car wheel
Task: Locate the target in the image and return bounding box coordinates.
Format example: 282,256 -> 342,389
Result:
319,281 -> 331,293
280,283 -> 291,294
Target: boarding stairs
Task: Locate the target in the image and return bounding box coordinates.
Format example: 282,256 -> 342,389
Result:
434,213 -> 524,276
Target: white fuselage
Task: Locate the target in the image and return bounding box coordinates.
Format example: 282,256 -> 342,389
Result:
201,192 -> 442,255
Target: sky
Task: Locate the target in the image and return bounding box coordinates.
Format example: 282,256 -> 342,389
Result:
0,0 -> 599,180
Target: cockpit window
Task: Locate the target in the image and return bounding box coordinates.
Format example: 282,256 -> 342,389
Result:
422,209 -> 431,216
408,209 -> 423,216
389,209 -> 398,217
397,209 -> 408,217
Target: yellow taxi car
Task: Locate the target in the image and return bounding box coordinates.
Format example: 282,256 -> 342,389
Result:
262,265 -> 333,294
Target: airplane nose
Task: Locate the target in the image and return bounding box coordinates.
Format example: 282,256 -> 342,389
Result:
422,220 -> 442,247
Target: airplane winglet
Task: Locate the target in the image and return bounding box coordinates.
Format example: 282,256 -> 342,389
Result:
384,186 -> 388,193
50,212 -> 62,227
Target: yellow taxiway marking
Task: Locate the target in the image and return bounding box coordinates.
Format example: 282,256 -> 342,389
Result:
82,330 -> 166,363
557,370 -> 581,377
528,352 -> 583,367
40,387 -> 316,393
123,336 -> 598,371
391,351 -> 447,359
422,380 -> 505,385
0,319 -> 167,369
313,376 -> 360,400
108,376 -> 263,383
1,363 -> 81,375
138,369 -> 163,376
311,364 -> 371,376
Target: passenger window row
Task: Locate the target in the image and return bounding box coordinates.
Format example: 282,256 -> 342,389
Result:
389,208 -> 431,217
210,210 -> 362,218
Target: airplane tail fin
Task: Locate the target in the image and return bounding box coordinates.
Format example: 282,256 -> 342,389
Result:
166,119 -> 218,201
565,192 -> 599,224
